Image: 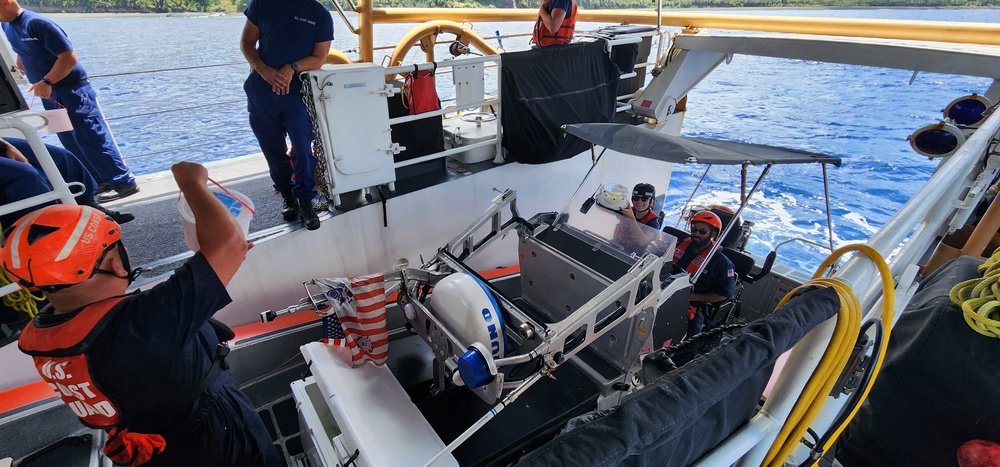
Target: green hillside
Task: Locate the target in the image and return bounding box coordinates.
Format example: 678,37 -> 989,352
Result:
19,0 -> 1000,14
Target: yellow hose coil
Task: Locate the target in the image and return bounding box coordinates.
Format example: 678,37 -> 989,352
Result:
764,244 -> 894,467
0,223 -> 44,318
949,247 -> 1000,339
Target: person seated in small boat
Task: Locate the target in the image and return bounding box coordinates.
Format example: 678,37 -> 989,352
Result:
613,182 -> 662,252
0,162 -> 281,467
0,137 -> 133,228
532,0 -> 577,47
673,210 -> 736,338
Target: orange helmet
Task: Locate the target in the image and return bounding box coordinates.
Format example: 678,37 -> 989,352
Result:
1,205 -> 122,290
691,211 -> 723,232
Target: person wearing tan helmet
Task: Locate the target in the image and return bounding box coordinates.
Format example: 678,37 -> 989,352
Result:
672,210 -> 736,337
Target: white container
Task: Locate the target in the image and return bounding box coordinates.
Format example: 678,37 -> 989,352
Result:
177,189 -> 254,251
443,113 -> 497,164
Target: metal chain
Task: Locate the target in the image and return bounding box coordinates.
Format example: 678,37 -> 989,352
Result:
301,73 -> 333,205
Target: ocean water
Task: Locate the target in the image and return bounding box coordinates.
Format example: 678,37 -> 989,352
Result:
16,9 -> 1000,270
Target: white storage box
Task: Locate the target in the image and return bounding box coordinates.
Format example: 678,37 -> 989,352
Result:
443,113 -> 497,164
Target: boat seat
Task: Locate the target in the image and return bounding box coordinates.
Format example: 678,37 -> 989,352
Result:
706,248 -> 756,326
709,208 -> 752,251
661,225 -> 689,243
517,286 -> 842,466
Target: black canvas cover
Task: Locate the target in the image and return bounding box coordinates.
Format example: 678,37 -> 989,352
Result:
500,42 -> 620,164
519,286 -> 842,466
838,256 -> 1000,467
563,123 -> 842,166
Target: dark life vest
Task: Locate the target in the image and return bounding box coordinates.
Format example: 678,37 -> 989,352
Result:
18,296 -> 127,429
532,0 -> 578,47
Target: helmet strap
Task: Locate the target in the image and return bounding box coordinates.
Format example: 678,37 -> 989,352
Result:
92,241 -> 143,285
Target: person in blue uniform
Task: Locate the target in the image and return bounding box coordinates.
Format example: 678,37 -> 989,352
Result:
3,162 -> 280,467
0,136 -> 132,227
240,0 -> 333,231
672,211 -> 735,337
0,0 -> 137,203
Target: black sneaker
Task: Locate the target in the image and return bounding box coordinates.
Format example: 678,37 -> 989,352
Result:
97,184 -> 140,203
281,192 -> 298,222
299,199 -> 320,231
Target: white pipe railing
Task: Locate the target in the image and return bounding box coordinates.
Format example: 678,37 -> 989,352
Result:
0,115 -> 78,217
697,104 -> 1000,466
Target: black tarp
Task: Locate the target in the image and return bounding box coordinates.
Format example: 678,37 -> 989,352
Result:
500,41 -> 621,164
838,256 -> 1000,467
563,123 -> 843,166
518,286 -> 842,466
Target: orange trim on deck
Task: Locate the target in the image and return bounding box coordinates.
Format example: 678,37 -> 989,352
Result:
0,264 -> 522,415
0,380 -> 56,414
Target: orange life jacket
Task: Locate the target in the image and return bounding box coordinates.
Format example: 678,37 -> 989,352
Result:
673,237 -> 715,277
532,0 -> 577,47
18,296 -> 128,429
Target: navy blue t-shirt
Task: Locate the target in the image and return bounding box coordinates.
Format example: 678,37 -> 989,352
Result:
36,253 -> 278,466
694,248 -> 736,299
2,10 -> 86,85
244,0 -> 334,94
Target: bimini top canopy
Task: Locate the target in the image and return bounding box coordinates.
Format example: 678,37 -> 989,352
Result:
563,123 -> 842,166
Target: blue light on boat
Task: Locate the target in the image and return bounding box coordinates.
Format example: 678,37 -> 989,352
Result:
944,94 -> 992,127
908,122 -> 966,159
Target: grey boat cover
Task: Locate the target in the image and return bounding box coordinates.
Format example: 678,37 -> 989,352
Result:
562,123 -> 843,166
838,255 -> 1000,467
518,285 -> 842,467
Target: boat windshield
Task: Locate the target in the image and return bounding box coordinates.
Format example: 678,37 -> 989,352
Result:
555,184 -> 675,260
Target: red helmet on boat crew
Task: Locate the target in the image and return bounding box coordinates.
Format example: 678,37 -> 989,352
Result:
0,205 -> 121,290
690,211 -> 723,232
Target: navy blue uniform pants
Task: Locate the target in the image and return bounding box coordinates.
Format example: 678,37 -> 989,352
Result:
44,82 -> 134,187
9,138 -> 98,201
244,76 -> 317,201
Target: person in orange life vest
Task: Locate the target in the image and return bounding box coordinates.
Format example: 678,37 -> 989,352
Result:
2,162 -> 281,467
532,0 -> 577,47
673,210 -> 735,338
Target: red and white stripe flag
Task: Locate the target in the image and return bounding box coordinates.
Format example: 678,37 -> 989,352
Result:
319,274 -> 388,366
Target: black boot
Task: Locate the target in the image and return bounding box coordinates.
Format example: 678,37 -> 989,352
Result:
79,197 -> 135,224
280,192 -> 298,222
299,199 -> 320,231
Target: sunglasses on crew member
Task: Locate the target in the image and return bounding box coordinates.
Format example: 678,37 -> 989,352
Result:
632,195 -> 650,202
691,227 -> 712,235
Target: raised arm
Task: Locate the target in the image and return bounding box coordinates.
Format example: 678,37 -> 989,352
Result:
171,162 -> 249,285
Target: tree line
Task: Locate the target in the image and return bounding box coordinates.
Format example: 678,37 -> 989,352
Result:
18,0 -> 1000,14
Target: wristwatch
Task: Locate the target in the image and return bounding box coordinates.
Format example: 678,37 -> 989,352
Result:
41,77 -> 54,86
290,62 -> 299,73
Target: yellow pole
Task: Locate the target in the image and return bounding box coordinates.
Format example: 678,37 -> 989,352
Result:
368,8 -> 1000,47
357,0 -> 375,62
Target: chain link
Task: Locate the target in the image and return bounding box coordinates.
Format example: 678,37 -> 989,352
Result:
301,73 -> 333,203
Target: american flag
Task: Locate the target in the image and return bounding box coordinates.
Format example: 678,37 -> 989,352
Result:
319,274 -> 389,366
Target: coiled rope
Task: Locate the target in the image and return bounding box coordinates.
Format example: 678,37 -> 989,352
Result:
949,247 -> 1000,339
764,244 -> 894,467
0,224 -> 44,318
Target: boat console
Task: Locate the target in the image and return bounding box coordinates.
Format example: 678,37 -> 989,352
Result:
285,185 -> 696,466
